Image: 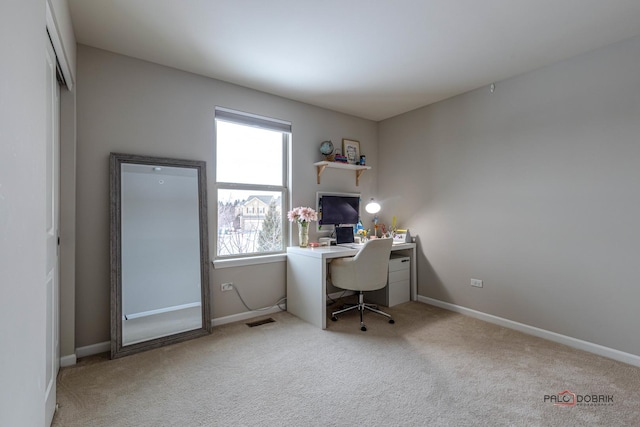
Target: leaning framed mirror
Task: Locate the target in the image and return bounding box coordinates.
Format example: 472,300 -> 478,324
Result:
110,153 -> 211,359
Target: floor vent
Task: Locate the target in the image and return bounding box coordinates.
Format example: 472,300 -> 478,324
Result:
246,318 -> 276,327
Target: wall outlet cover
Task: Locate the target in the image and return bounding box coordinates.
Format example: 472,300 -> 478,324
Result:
471,279 -> 483,288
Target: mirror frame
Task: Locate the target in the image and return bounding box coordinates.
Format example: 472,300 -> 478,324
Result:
110,152 -> 211,359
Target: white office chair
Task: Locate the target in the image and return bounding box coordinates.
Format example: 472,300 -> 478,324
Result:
330,238 -> 394,331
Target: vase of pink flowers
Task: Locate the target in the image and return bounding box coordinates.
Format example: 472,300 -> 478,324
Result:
288,206 -> 318,247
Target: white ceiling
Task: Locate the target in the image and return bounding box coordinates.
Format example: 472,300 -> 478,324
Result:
68,0 -> 640,121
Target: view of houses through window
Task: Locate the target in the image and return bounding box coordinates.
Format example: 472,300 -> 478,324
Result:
217,189 -> 283,255
215,109 -> 289,257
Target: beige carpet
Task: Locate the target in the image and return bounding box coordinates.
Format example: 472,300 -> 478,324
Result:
53,301 -> 640,426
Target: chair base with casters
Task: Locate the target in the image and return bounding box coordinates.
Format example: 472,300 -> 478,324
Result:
331,291 -> 394,331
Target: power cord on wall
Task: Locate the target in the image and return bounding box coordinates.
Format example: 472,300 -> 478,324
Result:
227,282 -> 287,312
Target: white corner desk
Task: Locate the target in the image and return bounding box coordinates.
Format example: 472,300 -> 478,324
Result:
286,242 -> 417,329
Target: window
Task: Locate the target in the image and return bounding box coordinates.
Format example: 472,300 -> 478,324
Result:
214,108 -> 290,259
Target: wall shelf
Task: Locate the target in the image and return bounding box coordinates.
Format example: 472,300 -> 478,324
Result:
314,161 -> 371,186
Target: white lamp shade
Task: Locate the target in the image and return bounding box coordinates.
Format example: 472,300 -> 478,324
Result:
365,199 -> 381,214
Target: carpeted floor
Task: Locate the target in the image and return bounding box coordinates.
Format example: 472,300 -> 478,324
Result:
53,301 -> 640,426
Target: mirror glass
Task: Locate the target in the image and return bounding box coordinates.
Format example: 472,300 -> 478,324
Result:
110,153 -> 211,358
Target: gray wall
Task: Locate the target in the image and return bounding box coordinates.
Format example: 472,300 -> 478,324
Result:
0,1 -> 47,425
75,45 -> 378,347
378,35 -> 640,357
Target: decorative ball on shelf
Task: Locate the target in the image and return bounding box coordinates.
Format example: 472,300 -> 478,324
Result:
320,140 -> 334,157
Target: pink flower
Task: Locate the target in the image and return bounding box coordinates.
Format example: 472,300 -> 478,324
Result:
287,206 -> 318,224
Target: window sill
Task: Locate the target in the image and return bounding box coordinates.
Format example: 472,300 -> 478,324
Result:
212,253 -> 287,269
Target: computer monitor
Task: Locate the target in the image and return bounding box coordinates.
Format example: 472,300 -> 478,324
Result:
319,195 -> 360,226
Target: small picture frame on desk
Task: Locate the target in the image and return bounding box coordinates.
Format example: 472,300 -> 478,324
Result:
342,139 -> 360,165
393,229 -> 411,243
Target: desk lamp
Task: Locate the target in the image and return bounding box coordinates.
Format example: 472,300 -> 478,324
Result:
365,198 -> 381,237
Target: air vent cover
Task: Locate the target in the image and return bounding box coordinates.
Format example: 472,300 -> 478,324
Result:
246,318 -> 275,327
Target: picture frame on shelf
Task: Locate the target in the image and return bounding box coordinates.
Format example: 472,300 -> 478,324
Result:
342,139 -> 360,165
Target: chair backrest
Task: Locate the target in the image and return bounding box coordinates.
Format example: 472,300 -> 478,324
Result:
349,238 -> 393,292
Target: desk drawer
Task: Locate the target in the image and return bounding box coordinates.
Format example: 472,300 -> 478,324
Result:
388,279 -> 410,307
367,255 -> 410,307
389,256 -> 410,273
389,269 -> 410,283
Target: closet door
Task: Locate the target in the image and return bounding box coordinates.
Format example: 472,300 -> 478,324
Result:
44,38 -> 60,426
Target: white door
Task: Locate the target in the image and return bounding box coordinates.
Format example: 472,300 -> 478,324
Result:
44,39 -> 60,426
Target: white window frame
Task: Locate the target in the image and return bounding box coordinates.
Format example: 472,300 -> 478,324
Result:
212,107 -> 290,268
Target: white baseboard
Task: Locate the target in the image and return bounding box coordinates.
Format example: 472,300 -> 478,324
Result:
77,298 -> 640,369
60,353 -> 77,367
419,296 -> 640,368
76,341 -> 110,359
211,305 -> 286,327
74,307 -> 288,359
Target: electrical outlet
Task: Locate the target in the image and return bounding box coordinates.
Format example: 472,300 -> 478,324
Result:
221,282 -> 234,292
470,278 -> 483,288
